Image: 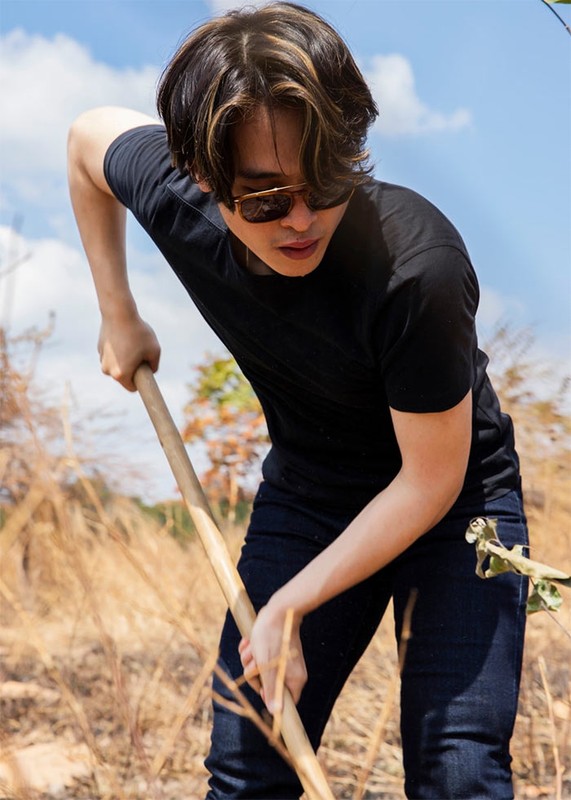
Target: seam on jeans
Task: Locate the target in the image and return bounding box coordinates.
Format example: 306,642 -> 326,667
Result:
506,491 -> 528,745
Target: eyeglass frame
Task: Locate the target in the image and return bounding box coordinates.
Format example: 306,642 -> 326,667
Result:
231,182 -> 354,223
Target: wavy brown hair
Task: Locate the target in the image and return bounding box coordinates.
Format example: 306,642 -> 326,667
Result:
157,2 -> 378,208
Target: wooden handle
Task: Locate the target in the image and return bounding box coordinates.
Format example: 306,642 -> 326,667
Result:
134,363 -> 334,800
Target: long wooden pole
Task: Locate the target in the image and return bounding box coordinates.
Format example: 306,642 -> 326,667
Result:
134,363 -> 334,800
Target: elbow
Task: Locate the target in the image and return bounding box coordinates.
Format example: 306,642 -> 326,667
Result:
68,109 -> 92,148
399,462 -> 468,527
67,108 -> 115,194
67,112 -> 90,177
67,108 -> 104,158
67,108 -> 106,163
446,473 -> 466,510
423,478 -> 465,532
434,465 -> 468,521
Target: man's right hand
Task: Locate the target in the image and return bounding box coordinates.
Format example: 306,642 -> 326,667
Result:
98,314 -> 161,392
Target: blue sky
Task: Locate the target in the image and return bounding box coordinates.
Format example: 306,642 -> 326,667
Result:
1,0 -> 570,499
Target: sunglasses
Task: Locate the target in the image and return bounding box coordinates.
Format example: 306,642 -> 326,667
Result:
232,182 -> 354,224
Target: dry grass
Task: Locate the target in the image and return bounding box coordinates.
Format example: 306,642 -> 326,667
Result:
0,462 -> 569,799
0,326 -> 569,798
0,490 -> 224,798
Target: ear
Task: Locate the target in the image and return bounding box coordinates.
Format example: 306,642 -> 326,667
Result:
195,177 -> 212,194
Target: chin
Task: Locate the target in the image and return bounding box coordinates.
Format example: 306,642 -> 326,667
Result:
269,253 -> 323,277
273,263 -> 319,278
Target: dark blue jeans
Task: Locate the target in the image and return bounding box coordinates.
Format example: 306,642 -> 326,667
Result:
205,483 -> 528,799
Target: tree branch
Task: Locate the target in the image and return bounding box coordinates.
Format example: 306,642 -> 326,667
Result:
541,0 -> 571,36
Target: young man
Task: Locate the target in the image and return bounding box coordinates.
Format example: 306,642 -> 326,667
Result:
68,3 -> 528,798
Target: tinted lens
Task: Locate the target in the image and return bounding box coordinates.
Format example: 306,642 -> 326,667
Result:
240,193 -> 293,223
307,187 -> 353,210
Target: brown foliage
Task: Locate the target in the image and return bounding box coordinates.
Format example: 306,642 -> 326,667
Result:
182,354 -> 269,522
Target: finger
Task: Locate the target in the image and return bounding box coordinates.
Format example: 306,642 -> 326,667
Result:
242,662 -> 262,695
239,642 -> 253,668
240,652 -> 255,676
102,363 -> 135,391
99,350 -> 136,391
238,641 -> 263,695
147,350 -> 161,372
110,367 -> 136,392
259,666 -> 277,715
242,656 -> 259,683
247,675 -> 262,694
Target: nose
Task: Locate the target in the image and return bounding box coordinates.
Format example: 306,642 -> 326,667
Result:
280,193 -> 317,231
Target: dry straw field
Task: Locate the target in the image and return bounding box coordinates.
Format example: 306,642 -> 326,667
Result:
1,325 -> 570,799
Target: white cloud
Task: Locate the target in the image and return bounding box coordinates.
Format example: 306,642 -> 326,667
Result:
0,30 -> 159,178
477,285 -> 526,332
0,26 -> 472,201
0,226 -> 222,500
364,54 -> 472,136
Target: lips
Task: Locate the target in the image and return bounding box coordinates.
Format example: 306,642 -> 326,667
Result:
278,239 -> 320,260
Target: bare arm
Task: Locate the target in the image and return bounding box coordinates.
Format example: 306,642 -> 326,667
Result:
240,391 -> 473,711
67,106 -> 162,390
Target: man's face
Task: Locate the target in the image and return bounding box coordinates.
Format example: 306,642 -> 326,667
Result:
200,106 -> 350,277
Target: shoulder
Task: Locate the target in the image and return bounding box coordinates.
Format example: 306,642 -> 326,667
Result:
349,179 -> 470,268
103,124 -> 218,228
103,124 -> 173,201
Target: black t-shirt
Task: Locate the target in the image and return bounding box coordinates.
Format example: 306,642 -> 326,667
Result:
104,125 -> 520,512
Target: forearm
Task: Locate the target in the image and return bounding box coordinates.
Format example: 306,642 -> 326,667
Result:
270,467 -> 464,621
68,128 -> 136,321
269,396 -> 472,620
68,107 -> 159,319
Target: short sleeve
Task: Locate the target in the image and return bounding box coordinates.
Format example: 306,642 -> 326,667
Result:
103,124 -> 174,222
378,245 -> 479,413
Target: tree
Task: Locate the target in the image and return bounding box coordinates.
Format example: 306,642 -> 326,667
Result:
182,354 -> 269,524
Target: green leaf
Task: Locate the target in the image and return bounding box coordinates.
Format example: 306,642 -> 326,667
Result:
486,542 -> 571,582
486,555 -> 512,577
465,517 -> 571,615
465,517 -> 571,583
527,580 -> 564,614
486,548 -> 525,578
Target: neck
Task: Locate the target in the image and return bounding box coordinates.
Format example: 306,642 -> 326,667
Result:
246,248 -> 274,275
233,235 -> 274,275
